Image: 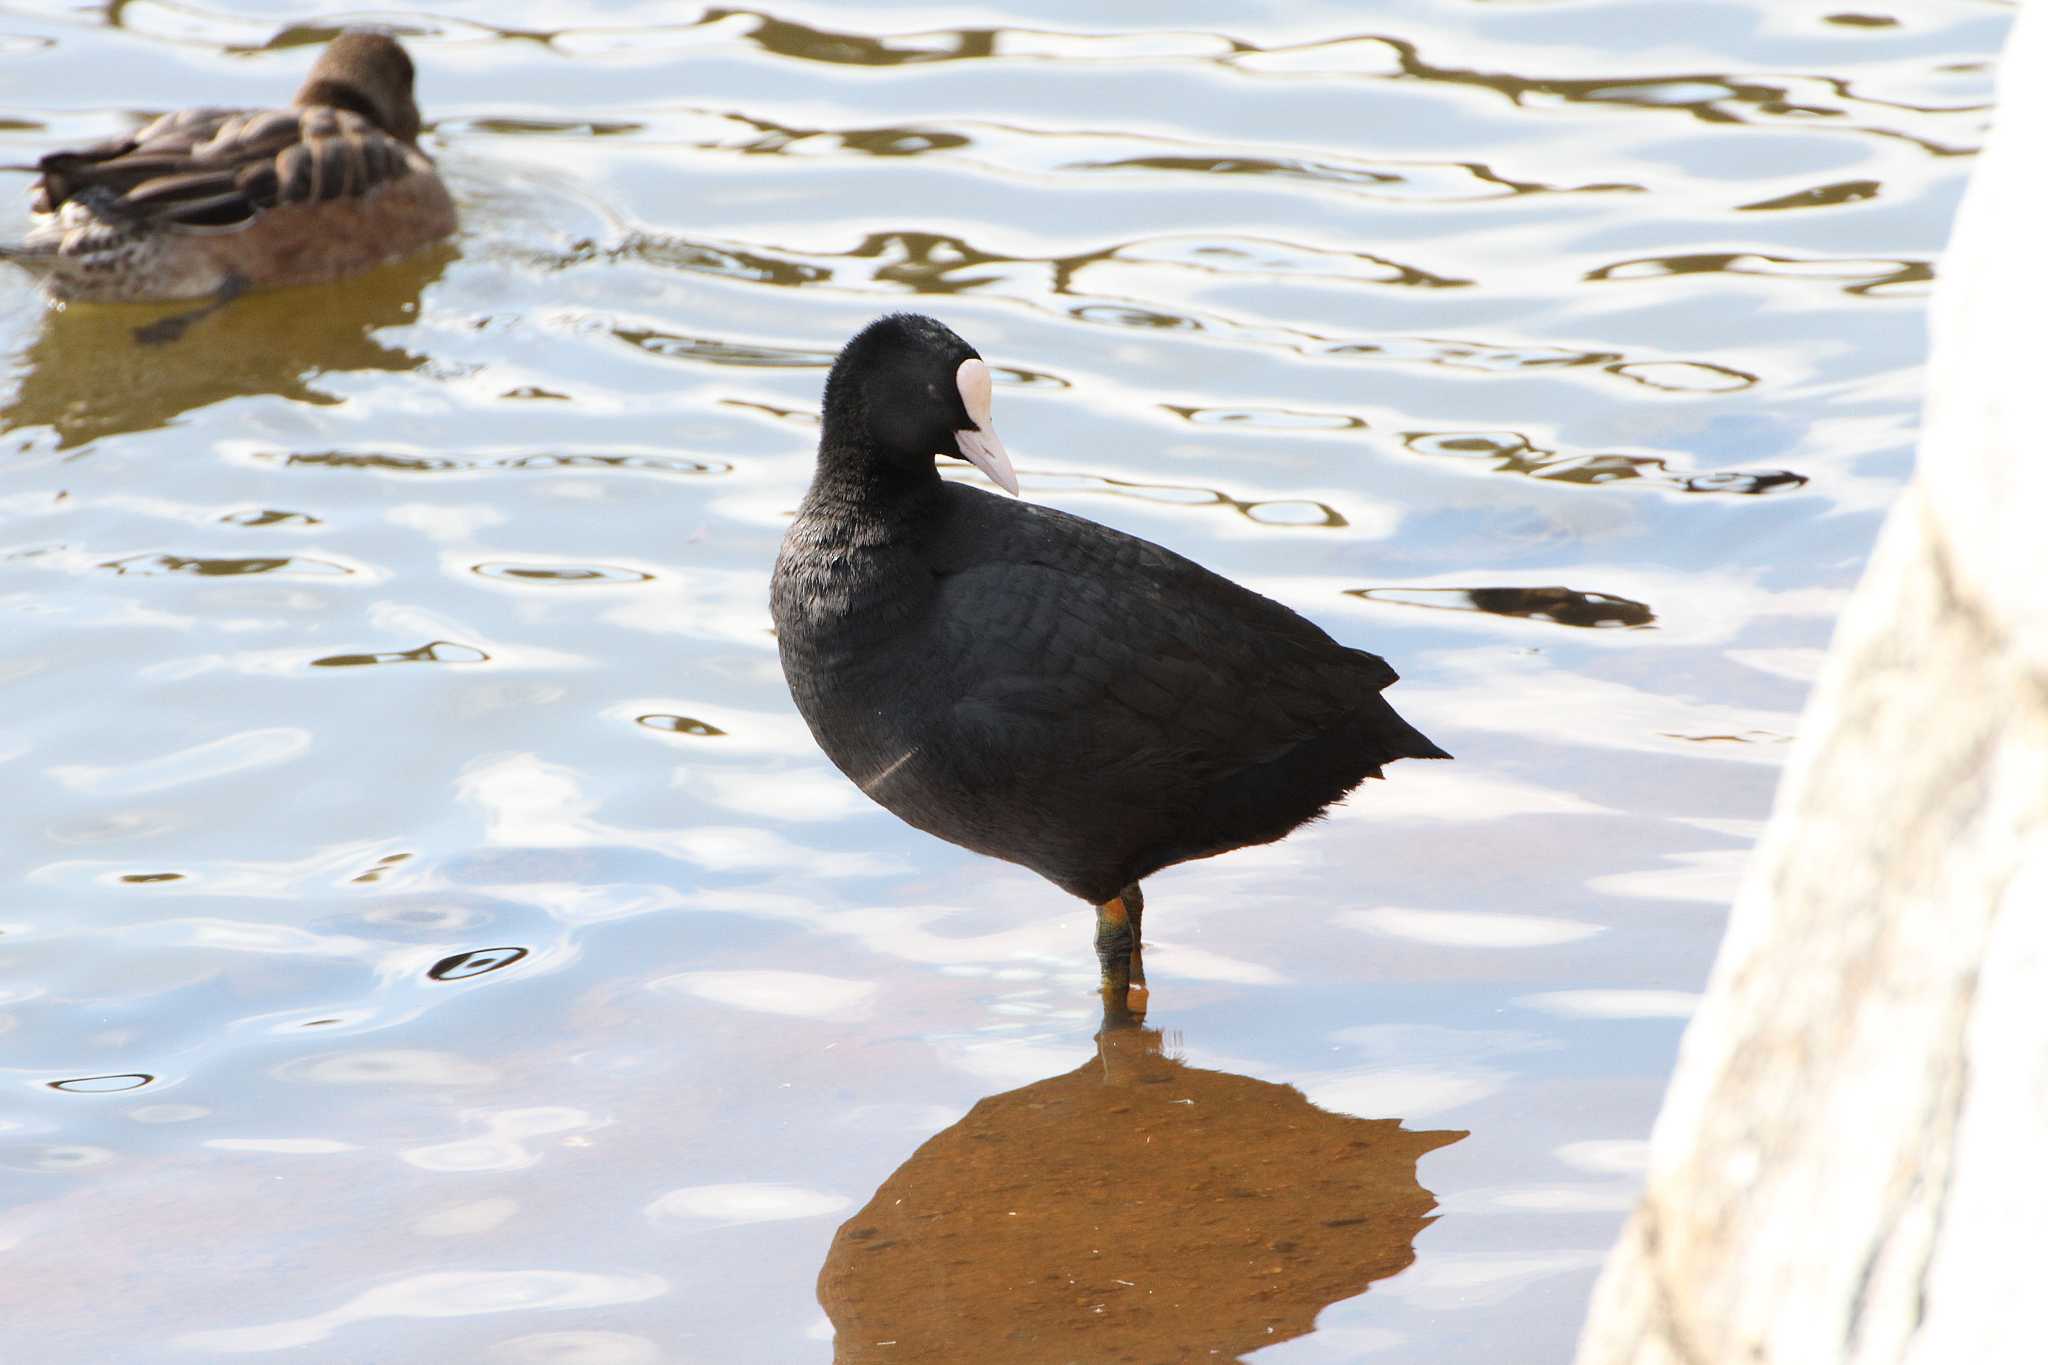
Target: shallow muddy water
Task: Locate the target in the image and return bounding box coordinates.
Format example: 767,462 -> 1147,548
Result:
0,2 -> 2011,1361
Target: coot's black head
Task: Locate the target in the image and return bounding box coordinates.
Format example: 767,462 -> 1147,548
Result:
819,313 -> 1019,496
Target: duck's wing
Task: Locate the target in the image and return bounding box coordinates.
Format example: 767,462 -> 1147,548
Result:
31,105 -> 420,230
922,489 -> 1401,787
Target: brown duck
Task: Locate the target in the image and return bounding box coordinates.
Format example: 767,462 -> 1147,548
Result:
2,31 -> 455,303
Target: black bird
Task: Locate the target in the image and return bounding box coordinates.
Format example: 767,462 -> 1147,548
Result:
771,314 -> 1448,1013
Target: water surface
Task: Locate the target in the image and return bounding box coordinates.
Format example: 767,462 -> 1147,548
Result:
0,2 -> 2009,1361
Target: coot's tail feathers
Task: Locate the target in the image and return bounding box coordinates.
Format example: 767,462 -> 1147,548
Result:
1367,692 -> 1452,763
1407,733 -> 1453,761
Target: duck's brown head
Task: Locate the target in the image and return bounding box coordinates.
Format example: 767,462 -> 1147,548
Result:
294,31 -> 423,143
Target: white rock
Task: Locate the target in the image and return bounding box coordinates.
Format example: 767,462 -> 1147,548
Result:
1573,8 -> 2048,1363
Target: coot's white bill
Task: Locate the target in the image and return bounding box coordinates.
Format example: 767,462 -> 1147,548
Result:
953,357 -> 1019,495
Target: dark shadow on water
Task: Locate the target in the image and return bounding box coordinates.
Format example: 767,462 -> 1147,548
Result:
817,1015 -> 1465,1363
0,246 -> 452,450
1350,585 -> 1657,629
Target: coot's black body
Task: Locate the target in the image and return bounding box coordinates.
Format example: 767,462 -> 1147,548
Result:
771,315 -> 1448,996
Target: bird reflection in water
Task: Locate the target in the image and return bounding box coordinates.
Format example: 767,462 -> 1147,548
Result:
0,244 -> 449,449
818,1014 -> 1465,1363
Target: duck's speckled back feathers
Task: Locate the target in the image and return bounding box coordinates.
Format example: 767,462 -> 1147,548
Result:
27,32 -> 424,234
772,314 -> 1448,905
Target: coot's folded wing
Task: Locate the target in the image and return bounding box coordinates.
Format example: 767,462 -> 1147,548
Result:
923,490 -> 1396,789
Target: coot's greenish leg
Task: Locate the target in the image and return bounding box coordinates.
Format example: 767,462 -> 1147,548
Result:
1098,990 -> 1146,1037
1123,881 -> 1148,999
1095,893 -> 1136,1011
1100,989 -> 1144,1032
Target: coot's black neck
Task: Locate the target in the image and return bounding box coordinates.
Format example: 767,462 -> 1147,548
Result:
804,439 -> 945,523
776,443 -> 949,677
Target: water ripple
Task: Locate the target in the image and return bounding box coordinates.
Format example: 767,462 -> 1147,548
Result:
472,562 -> 653,587
1405,430 -> 1806,496
1738,178 -> 1882,212
1350,586 -> 1657,630
613,329 -> 835,368
1000,467 -> 1349,528
636,714 -> 728,738
1075,151 -> 1637,203
255,451 -> 731,478
175,1270 -> 668,1353
47,1074 -> 155,1094
220,509 -> 321,528
593,229 -> 1746,393
643,11 -> 1993,154
1590,251 -> 1934,299
427,948 -> 531,982
582,102 -> 1638,208
99,554 -> 354,578
309,641 -> 491,668
1169,406 -> 1367,432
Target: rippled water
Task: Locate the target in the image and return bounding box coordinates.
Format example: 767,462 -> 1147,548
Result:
0,3 -> 2009,1361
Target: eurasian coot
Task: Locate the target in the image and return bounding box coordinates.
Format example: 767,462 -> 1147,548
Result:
771,314 -> 1448,1010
